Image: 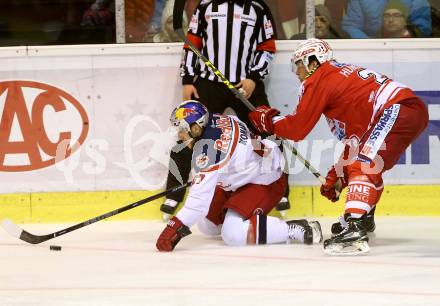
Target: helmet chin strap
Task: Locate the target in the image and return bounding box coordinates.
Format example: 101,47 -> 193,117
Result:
304,62 -> 320,79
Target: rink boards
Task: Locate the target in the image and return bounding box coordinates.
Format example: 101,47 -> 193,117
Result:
1,185 -> 439,223
0,40 -> 439,221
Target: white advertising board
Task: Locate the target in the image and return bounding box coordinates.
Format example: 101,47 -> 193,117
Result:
0,40 -> 439,193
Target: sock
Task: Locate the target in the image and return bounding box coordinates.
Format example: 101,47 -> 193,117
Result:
345,180 -> 378,218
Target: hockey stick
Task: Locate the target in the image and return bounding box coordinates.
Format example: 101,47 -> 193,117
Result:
1,182 -> 191,244
172,0 -> 326,185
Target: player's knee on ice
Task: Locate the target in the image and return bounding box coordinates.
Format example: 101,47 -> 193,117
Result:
197,218 -> 221,236
221,210 -> 248,246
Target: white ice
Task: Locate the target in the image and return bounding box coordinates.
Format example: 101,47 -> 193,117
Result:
0,218 -> 439,306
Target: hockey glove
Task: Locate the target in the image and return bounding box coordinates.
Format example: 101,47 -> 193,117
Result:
248,105 -> 280,135
156,216 -> 191,252
320,166 -> 348,202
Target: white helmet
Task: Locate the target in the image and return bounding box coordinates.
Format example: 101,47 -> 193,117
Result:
292,38 -> 333,69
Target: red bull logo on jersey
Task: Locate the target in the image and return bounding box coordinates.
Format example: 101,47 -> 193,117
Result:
214,116 -> 233,153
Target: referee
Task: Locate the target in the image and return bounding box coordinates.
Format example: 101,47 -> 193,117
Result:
161,0 -> 291,220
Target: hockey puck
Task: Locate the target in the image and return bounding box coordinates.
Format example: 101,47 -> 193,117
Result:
49,245 -> 62,251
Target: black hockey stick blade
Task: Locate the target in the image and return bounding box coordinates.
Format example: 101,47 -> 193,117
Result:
2,219 -> 54,244
1,182 -> 191,244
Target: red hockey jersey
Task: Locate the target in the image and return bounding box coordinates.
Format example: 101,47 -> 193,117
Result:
273,60 -> 418,144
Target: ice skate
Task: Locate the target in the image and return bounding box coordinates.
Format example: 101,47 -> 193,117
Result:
331,207 -> 376,239
287,219 -> 323,244
309,221 -> 323,243
160,199 -> 180,222
286,219 -> 322,245
276,197 -> 290,219
324,217 -> 370,256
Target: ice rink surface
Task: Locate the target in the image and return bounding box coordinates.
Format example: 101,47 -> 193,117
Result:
0,218 -> 439,306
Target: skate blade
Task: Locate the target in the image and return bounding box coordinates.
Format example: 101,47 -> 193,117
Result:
323,240 -> 370,256
309,221 -> 323,244
331,231 -> 376,240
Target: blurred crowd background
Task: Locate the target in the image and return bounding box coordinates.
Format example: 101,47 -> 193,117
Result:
0,0 -> 439,46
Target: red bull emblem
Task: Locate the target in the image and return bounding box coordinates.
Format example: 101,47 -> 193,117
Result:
175,107 -> 196,120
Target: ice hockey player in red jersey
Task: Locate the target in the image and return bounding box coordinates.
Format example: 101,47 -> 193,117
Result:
248,38 -> 428,255
156,100 -> 322,252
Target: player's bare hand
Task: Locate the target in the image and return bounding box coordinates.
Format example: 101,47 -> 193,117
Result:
236,79 -> 256,99
183,84 -> 199,101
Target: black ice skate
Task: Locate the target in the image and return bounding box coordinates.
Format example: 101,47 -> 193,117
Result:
276,197 -> 291,219
160,199 -> 181,222
286,219 -> 323,245
324,217 -> 370,256
331,206 -> 376,238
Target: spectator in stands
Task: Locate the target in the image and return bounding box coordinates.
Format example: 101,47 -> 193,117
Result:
342,0 -> 432,38
379,0 -> 423,37
81,0 -> 114,27
290,4 -> 346,39
144,0 -> 167,42
149,0 -> 188,43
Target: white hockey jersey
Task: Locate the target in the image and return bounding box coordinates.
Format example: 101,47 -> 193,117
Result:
176,114 -> 284,227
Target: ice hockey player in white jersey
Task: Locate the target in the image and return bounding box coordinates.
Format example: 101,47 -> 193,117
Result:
156,100 -> 322,252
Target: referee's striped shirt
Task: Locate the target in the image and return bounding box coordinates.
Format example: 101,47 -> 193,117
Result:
181,0 -> 276,85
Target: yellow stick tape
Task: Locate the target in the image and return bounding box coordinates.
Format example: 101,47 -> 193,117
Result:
0,185 -> 439,223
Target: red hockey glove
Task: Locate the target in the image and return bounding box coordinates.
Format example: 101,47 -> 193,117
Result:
320,166 -> 348,202
156,216 -> 191,252
248,105 -> 280,135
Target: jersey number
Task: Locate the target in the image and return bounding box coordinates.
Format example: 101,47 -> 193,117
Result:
357,69 -> 388,85
250,133 -> 272,157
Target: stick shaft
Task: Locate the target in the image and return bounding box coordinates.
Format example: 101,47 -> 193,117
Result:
176,28 -> 326,183
4,182 -> 191,244
52,183 -> 191,239
172,0 -> 331,190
